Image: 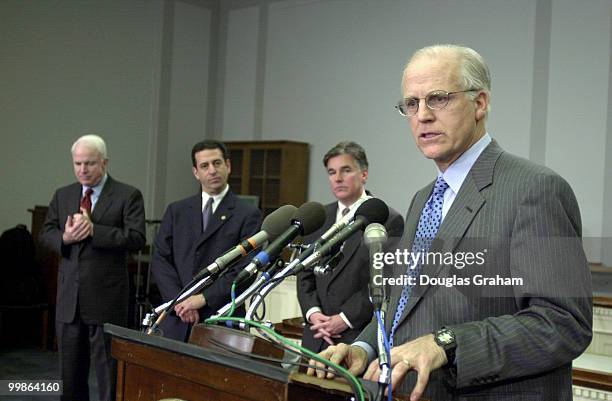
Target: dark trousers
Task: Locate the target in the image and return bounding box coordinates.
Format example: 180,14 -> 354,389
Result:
56,310 -> 115,401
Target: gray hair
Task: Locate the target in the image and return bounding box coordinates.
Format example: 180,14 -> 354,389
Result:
405,44 -> 491,115
323,141 -> 369,171
71,134 -> 108,159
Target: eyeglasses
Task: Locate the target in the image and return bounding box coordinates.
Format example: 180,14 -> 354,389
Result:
395,89 -> 479,117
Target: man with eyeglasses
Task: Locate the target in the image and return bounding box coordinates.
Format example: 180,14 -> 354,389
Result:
297,141 -> 403,353
307,44 -> 592,401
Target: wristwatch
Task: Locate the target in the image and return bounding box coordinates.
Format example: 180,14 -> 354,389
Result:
433,327 -> 456,366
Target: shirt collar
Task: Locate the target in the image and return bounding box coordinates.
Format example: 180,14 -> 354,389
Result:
336,189 -> 370,222
438,133 -> 492,195
337,189 -> 368,212
201,184 -> 230,210
82,174 -> 108,197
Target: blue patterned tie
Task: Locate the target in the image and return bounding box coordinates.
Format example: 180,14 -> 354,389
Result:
389,176 -> 449,346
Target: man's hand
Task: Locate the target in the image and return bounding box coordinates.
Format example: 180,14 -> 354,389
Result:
175,294 -> 206,324
62,210 -> 93,244
75,208 -> 94,235
306,343 -> 368,379
364,334 -> 447,401
310,313 -> 348,345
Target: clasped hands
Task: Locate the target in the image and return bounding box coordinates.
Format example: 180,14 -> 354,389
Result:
306,334 -> 447,401
62,208 -> 94,244
174,294 -> 206,324
309,312 -> 349,346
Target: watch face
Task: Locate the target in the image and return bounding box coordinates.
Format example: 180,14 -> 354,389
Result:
437,329 -> 455,346
438,331 -> 453,344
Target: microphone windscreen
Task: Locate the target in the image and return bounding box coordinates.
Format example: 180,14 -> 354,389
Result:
355,198 -> 389,225
262,204 -> 297,240
364,223 -> 388,246
292,201 -> 326,235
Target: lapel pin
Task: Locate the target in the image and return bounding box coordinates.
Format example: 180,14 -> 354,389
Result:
221,215 -> 227,220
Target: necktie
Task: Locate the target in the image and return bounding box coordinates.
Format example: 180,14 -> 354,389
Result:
336,207 -> 351,252
202,197 -> 214,233
80,188 -> 94,215
389,176 -> 449,346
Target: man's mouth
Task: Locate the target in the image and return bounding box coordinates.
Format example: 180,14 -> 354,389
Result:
420,132 -> 442,139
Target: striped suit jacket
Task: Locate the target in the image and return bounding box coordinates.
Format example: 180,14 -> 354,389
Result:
357,140 -> 592,400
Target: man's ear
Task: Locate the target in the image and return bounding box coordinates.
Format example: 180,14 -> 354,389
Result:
474,91 -> 489,121
361,169 -> 369,183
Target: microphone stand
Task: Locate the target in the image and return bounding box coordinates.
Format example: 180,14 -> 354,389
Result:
373,297 -> 391,401
370,266 -> 391,401
213,258 -> 285,320
243,257 -> 300,325
142,269 -> 218,335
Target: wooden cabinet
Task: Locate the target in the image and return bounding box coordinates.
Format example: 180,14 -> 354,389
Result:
226,141 -> 309,216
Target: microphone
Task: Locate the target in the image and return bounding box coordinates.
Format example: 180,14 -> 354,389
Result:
292,198 -> 390,274
235,202 -> 326,284
192,204 -> 297,281
364,223 -> 388,310
316,195 -> 371,244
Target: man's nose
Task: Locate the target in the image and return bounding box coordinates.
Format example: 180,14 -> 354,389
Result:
416,99 -> 434,121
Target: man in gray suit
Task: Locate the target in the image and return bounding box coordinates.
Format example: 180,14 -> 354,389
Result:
41,134 -> 146,401
308,45 -> 592,400
297,141 -> 404,352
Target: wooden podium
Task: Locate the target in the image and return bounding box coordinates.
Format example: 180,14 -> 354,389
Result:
106,324 -> 394,401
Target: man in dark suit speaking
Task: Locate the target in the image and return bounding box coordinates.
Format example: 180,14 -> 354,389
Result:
151,140 -> 262,341
297,141 -> 404,352
308,45 -> 592,400
40,134 -> 146,401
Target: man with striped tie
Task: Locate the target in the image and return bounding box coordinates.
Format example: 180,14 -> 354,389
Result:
308,45 -> 592,401
297,141 -> 403,352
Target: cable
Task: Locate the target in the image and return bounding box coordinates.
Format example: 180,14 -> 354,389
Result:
223,282 -> 238,318
206,337 -> 337,375
205,316 -> 366,401
249,292 -> 266,321
375,310 -> 393,401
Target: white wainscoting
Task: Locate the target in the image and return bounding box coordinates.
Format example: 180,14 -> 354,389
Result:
247,275 -> 301,325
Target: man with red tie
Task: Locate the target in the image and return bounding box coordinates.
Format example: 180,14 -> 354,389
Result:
40,134 -> 146,401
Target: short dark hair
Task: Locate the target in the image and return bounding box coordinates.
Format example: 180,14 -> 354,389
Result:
323,141 -> 369,171
191,140 -> 230,167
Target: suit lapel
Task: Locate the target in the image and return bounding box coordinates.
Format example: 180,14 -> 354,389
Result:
195,191 -> 235,248
90,176 -> 114,222
393,141 -> 503,327
321,203 -> 351,283
68,183 -> 82,216
189,194 -> 204,242
327,233 -> 360,284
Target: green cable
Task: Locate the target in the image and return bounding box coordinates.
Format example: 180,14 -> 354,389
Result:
205,315 -> 365,401
224,282 -> 237,318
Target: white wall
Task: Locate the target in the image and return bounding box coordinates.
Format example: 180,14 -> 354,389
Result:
0,0 -> 161,229
0,0 -> 213,230
546,0 -> 611,261
220,0 -> 612,263
1,0 -> 610,264
163,1 -> 212,206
